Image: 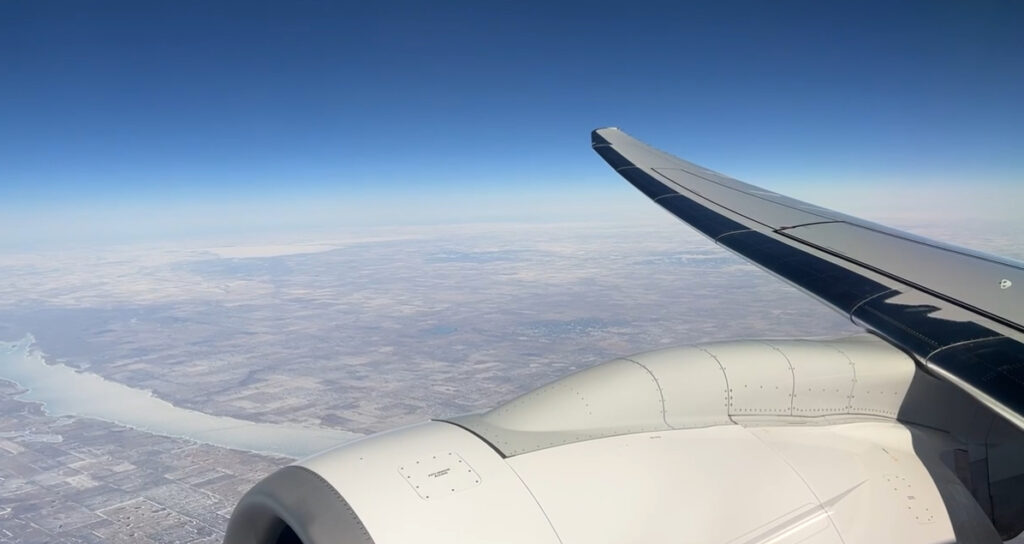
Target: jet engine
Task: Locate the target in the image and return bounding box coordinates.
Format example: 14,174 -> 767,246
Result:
224,335 -> 1023,544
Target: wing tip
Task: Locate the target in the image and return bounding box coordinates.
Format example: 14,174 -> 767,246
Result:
591,126 -> 621,146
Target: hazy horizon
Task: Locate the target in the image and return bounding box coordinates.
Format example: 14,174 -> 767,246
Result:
3,1 -> 1022,251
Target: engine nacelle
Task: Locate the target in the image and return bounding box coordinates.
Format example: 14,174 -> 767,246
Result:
224,335 -> 1019,543
225,420 -> 562,544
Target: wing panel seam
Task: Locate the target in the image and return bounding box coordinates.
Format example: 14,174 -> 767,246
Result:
775,220 -> 844,231
714,228 -> 754,242
653,166 -> 835,225
646,169 -> 776,230
847,288 -> 900,324
923,335 -> 1005,364
776,230 -> 1024,334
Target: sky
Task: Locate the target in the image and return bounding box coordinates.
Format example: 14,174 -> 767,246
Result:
2,0 -> 1023,249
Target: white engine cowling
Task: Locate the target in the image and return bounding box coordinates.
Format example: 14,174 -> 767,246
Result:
224,335 -> 1018,543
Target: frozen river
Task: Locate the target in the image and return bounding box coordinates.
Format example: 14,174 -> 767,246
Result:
0,335 -> 359,458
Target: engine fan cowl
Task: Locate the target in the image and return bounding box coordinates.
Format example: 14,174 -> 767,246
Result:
223,421 -> 561,544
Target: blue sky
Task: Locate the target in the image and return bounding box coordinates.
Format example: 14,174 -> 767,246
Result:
2,0 -> 1022,248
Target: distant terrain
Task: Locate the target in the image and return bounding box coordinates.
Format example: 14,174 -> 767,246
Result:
0,219 -> 1018,542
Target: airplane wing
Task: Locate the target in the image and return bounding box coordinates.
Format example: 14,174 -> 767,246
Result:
592,127 -> 1024,430
224,128 -> 1024,544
